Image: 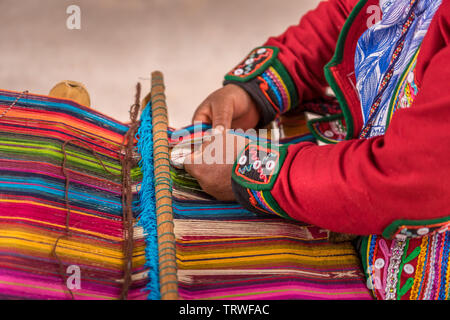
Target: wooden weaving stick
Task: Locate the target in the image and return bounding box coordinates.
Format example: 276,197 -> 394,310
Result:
151,71 -> 179,300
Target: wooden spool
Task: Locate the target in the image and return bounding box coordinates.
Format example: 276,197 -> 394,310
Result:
150,71 -> 179,300
49,80 -> 91,108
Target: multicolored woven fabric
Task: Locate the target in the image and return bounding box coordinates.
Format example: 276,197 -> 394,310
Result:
138,116 -> 373,300
0,90 -> 147,300
0,88 -> 373,300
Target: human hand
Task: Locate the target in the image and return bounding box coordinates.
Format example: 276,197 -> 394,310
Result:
192,84 -> 260,131
183,128 -> 249,201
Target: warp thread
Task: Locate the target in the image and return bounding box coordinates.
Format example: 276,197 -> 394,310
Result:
119,83 -> 141,300
53,138 -> 122,299
50,84 -> 141,300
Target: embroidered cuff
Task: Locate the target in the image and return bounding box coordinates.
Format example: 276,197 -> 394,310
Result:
382,217 -> 450,240
231,142 -> 290,219
223,46 -> 299,127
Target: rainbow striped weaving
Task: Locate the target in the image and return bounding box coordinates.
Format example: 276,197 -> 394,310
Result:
0,90 -> 148,300
138,120 -> 373,300
0,88 -> 373,300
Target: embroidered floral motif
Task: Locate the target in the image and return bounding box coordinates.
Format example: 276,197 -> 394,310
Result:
234,143 -> 282,188
225,47 -> 279,82
231,143 -> 290,219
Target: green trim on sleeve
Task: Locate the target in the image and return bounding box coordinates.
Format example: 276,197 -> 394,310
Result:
382,216 -> 450,239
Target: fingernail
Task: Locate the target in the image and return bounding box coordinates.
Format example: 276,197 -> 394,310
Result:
214,125 -> 225,133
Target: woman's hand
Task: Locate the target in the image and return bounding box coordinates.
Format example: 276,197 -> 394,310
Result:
192,84 -> 260,131
183,129 -> 249,201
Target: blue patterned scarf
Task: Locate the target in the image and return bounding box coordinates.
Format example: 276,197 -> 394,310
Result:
354,0 -> 442,138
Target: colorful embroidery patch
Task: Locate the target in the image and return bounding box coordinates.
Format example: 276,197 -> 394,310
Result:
232,142 -> 288,191
307,113 -> 348,144
225,46 -> 279,82
384,218 -> 450,240
231,142 -> 290,219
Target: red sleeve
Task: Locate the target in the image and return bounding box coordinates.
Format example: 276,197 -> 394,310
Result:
224,0 -> 360,127
264,0 -> 359,102
271,44 -> 450,236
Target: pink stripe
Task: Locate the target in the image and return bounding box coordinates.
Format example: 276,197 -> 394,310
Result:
0,203 -> 122,237
179,282 -> 372,300
0,274 -> 118,300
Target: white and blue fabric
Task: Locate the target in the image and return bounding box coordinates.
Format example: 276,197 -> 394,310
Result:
354,0 -> 442,138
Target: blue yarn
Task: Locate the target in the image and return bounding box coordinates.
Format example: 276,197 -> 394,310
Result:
261,72 -> 283,110
136,103 -> 160,300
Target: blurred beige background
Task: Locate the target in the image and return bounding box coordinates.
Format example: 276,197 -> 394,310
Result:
0,0 -> 320,127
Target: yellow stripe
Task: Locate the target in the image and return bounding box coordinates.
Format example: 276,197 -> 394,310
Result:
177,245 -> 355,258
0,230 -> 146,267
364,235 -> 376,297
177,249 -> 359,269
0,230 -> 123,265
410,236 -> 428,300
389,48 -> 420,123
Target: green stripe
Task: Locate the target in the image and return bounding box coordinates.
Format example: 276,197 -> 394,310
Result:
0,144 -> 122,176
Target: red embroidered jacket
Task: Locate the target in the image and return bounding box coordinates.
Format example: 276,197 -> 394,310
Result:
226,0 -> 450,238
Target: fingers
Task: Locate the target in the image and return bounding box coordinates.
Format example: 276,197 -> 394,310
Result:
192,102 -> 212,124
192,87 -> 235,129
211,101 -> 233,130
183,138 -> 209,178
183,149 -> 202,179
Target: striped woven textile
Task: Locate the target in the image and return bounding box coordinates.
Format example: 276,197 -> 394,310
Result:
139,111 -> 373,300
0,90 -> 148,300
0,87 -> 373,300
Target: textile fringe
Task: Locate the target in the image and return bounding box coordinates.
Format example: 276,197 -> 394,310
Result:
137,101 -> 160,299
